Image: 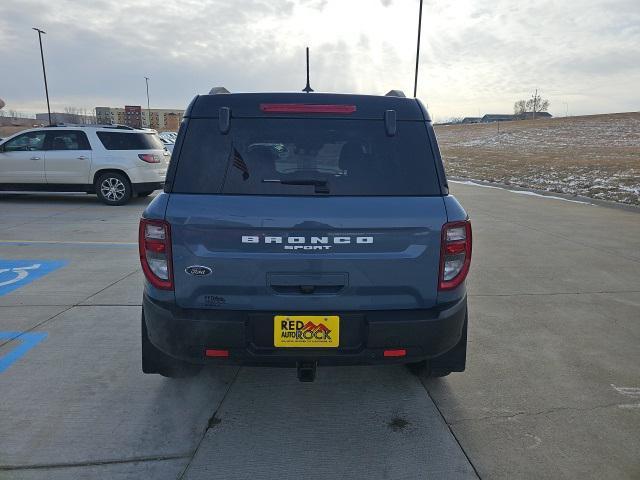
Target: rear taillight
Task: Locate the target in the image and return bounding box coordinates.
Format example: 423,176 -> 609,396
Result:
439,220 -> 472,290
138,153 -> 161,163
139,219 -> 173,290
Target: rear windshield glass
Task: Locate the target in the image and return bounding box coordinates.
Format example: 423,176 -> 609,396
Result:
172,118 -> 440,196
96,132 -> 164,150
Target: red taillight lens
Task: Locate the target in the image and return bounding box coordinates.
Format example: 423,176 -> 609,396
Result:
205,349 -> 229,358
439,220 -> 472,291
259,103 -> 357,114
138,153 -> 161,163
139,219 -> 173,290
383,349 -> 407,357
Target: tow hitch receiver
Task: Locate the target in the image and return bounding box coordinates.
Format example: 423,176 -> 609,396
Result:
297,361 -> 317,382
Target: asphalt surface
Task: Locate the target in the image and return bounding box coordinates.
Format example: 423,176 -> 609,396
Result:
0,184 -> 638,479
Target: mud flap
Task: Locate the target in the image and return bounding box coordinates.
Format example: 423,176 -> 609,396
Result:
431,311 -> 468,373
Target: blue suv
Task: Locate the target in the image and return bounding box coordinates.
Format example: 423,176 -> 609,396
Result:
139,90 -> 471,381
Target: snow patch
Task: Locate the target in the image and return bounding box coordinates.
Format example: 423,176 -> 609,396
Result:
450,180 -> 593,205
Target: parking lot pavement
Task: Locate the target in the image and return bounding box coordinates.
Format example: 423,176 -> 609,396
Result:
424,183 -> 640,479
0,187 -> 638,479
0,193 -> 477,480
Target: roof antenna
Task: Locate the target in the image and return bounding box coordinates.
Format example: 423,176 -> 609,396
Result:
302,46 -> 314,93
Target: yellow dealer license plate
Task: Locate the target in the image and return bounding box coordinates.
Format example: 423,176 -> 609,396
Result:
274,315 -> 340,348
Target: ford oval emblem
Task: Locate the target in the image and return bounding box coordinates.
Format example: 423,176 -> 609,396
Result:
185,265 -> 212,276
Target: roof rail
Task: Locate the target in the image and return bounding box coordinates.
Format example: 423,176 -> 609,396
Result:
385,90 -> 406,97
42,123 -> 137,130
209,86 -> 230,95
102,124 -> 136,130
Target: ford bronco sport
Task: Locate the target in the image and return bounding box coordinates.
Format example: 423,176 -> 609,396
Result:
139,90 -> 471,381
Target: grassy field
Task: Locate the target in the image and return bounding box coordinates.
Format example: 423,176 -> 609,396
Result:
435,112 -> 640,205
0,125 -> 32,138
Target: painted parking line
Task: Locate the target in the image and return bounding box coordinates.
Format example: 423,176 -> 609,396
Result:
0,240 -> 137,247
0,332 -> 48,374
0,260 -> 67,296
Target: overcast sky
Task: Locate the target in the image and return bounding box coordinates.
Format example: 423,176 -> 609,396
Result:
1,0 -> 638,121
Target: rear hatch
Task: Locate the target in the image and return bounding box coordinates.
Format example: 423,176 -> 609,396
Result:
166,107 -> 446,311
96,130 -> 170,172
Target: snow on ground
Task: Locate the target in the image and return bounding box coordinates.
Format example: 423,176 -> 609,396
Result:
435,112 -> 640,206
449,180 -> 593,205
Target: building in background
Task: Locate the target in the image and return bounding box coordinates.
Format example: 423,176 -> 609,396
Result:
35,112 -> 96,124
140,108 -> 184,130
124,105 -> 142,128
95,107 -> 125,125
163,112 -> 181,131
517,111 -> 553,120
95,106 -> 184,131
461,117 -> 481,124
481,114 -> 517,123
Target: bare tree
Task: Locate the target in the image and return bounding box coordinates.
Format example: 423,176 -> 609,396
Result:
526,89 -> 550,115
63,106 -> 96,124
62,106 -> 89,124
514,90 -> 550,118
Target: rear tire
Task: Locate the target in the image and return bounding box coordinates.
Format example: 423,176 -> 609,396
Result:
141,312 -> 201,378
96,172 -> 132,206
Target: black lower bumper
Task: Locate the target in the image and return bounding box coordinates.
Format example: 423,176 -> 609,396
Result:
143,295 -> 467,366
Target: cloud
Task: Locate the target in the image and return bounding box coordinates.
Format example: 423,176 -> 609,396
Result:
0,0 -> 638,120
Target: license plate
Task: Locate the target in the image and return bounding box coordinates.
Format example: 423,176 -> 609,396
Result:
274,315 -> 340,348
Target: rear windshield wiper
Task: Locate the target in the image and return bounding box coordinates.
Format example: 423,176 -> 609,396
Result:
262,178 -> 330,194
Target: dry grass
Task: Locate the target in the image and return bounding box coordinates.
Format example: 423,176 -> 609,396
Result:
0,125 -> 31,138
435,112 -> 640,205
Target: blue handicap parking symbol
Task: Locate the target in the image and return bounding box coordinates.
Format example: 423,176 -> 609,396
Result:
0,260 -> 67,296
0,332 -> 48,374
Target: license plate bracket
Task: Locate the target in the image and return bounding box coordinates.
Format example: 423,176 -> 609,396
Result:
274,315 -> 340,348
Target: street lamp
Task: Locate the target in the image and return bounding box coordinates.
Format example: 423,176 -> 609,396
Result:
144,76 -> 150,128
32,27 -> 52,126
413,0 -> 424,98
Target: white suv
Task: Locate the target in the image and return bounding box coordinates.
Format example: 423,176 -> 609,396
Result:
0,125 -> 170,205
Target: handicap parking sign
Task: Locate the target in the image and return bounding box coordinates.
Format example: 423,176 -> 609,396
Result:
0,260 -> 67,296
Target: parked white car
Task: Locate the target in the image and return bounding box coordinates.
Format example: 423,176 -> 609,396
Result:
0,125 -> 170,205
158,132 -> 177,153
159,136 -> 175,153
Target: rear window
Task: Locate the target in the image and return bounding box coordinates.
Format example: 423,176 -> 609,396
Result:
96,132 -> 164,150
172,118 -> 441,196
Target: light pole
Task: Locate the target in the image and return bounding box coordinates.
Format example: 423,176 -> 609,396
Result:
144,76 -> 150,128
32,27 -> 51,126
413,0 -> 424,98
562,102 -> 569,117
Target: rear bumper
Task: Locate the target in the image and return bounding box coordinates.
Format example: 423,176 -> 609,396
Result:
143,294 -> 467,366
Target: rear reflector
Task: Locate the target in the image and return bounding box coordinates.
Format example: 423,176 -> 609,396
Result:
383,349 -> 407,357
260,103 -> 357,114
205,349 -> 229,358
